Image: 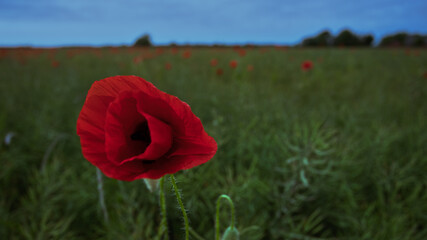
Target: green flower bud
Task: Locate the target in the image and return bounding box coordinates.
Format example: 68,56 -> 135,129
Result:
222,226 -> 239,240
143,179 -> 159,192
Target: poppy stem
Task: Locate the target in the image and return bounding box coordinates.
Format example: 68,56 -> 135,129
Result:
215,194 -> 236,240
158,176 -> 169,240
96,168 -> 109,224
170,174 -> 189,240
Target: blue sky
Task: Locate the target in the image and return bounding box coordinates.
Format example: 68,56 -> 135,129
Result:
1,0 -> 426,46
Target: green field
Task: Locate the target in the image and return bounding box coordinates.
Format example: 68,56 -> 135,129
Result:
1,47 -> 426,240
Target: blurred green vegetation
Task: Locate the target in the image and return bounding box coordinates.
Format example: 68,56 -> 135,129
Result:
0,47 -> 426,240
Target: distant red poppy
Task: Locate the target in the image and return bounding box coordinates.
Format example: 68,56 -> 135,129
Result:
0,49 -> 7,58
165,62 -> 172,70
216,68 -> 223,76
76,76 -> 217,180
182,51 -> 191,59
51,60 -> 60,68
171,48 -> 179,54
301,60 -> 313,71
144,53 -> 154,60
133,56 -> 143,64
247,65 -> 254,72
229,60 -> 238,69
210,59 -> 218,67
238,49 -> 246,57
156,48 -> 164,55
423,72 -> 427,79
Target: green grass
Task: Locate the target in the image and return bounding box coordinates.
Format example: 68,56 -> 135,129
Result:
0,47 -> 426,240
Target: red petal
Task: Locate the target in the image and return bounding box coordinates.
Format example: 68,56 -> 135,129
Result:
104,91 -> 149,165
134,113 -> 173,160
87,76 -> 158,98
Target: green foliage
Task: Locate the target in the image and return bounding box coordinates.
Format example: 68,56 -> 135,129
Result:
334,30 -> 362,46
302,31 -> 334,47
0,47 -> 426,239
134,34 -> 152,47
301,29 -> 374,47
379,32 -> 427,47
361,35 -> 374,46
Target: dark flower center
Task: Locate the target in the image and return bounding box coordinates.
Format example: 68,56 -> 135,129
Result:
130,121 -> 151,144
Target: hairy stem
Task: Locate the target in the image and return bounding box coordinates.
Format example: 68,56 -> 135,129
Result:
157,176 -> 169,240
170,174 -> 189,240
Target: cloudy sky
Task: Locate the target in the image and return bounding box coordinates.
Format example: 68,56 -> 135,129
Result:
1,0 -> 426,46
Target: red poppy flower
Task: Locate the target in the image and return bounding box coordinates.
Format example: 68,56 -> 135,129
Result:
76,76 -> 217,180
423,71 -> 427,79
165,62 -> 172,70
171,48 -> 179,55
182,51 -> 191,59
51,60 -> 60,68
156,48 -> 164,55
238,49 -> 246,57
210,59 -> 218,67
301,60 -> 313,71
216,68 -> 223,76
229,60 -> 238,69
247,65 -> 254,72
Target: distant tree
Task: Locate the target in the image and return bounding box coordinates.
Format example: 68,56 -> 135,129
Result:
317,31 -> 334,46
301,30 -> 373,47
361,35 -> 374,46
412,34 -> 427,47
302,30 -> 334,47
302,37 -> 318,47
379,33 -> 427,47
379,33 -> 407,47
331,30 -> 374,47
334,30 -> 361,46
134,34 -> 152,47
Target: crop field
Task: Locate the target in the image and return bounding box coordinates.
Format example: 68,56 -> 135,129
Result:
0,47 -> 426,240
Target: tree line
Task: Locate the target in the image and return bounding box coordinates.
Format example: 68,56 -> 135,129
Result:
133,31 -> 427,47
301,30 -> 427,47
